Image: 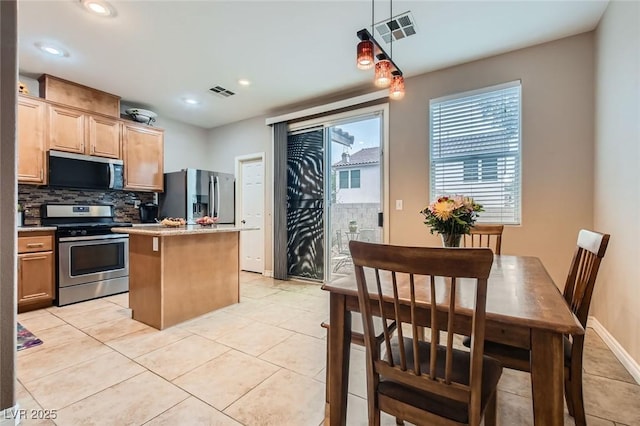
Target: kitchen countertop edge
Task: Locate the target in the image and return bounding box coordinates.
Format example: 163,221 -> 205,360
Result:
111,225 -> 259,236
18,226 -> 57,232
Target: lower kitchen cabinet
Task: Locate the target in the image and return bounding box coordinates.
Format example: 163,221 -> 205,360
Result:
18,231 -> 55,312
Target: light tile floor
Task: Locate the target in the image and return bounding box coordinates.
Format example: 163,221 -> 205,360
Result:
16,271 -> 640,426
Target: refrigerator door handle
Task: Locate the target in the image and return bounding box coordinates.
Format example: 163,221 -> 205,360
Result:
209,175 -> 215,217
214,176 -> 220,218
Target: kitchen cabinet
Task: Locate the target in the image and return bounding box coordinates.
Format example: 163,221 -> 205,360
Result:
18,231 -> 55,312
17,95 -> 47,184
48,104 -> 121,159
122,123 -> 164,192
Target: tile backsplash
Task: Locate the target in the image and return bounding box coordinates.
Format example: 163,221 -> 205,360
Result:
18,185 -> 154,225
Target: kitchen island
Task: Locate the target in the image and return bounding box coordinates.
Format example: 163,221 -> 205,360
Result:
112,224 -> 256,329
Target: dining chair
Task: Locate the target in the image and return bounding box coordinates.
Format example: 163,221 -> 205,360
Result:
463,229 -> 609,426
463,224 -> 504,254
349,241 -> 502,426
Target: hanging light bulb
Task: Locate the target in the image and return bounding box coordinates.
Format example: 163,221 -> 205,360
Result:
389,74 -> 405,100
374,59 -> 392,88
356,40 -> 374,70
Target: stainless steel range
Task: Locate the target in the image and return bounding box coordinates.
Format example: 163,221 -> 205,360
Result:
41,204 -> 132,306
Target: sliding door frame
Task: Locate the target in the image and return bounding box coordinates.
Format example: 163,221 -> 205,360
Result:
288,104 -> 390,279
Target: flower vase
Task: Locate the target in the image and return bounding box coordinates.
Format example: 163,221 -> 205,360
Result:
441,233 -> 462,248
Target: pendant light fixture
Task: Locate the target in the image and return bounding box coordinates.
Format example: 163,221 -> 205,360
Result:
389,74 -> 405,100
387,0 -> 405,99
374,59 -> 392,87
355,0 -> 405,100
356,40 -> 374,70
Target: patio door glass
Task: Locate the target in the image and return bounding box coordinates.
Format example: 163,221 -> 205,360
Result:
326,114 -> 383,281
286,128 -> 325,281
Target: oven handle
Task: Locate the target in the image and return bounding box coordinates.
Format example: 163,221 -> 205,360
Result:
58,234 -> 129,242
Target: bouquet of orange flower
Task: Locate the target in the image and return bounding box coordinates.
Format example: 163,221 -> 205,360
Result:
419,195 -> 483,236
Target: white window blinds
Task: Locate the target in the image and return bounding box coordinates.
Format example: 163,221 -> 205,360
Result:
430,81 -> 522,224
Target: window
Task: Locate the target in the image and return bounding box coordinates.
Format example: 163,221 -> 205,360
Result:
338,169 -> 361,189
339,171 -> 349,189
350,170 -> 361,188
430,81 -> 521,224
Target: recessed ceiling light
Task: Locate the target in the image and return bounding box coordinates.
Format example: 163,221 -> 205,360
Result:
79,0 -> 117,17
238,79 -> 251,87
183,98 -> 200,105
35,42 -> 69,58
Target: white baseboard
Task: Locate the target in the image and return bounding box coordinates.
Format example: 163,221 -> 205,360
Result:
1,403 -> 21,426
262,270 -> 273,278
588,316 -> 640,384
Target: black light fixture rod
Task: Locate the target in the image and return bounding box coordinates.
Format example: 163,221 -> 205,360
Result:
356,28 -> 403,77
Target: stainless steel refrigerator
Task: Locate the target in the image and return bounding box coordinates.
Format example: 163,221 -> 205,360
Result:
159,169 -> 235,224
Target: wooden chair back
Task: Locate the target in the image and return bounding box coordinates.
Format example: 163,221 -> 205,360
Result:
563,229 -> 610,328
463,224 -> 504,254
349,241 -> 494,425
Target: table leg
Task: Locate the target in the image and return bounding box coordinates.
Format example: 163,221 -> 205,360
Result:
530,330 -> 564,426
328,293 -> 351,426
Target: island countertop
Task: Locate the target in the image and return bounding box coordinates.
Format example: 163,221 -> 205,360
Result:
111,224 -> 258,236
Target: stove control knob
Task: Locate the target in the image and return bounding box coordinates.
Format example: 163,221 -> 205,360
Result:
70,230 -> 77,237
80,230 -> 87,236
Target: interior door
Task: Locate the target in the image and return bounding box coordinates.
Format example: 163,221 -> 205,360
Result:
240,159 -> 264,273
286,128 -> 324,281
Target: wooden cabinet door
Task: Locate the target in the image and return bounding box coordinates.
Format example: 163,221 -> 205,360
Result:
17,96 -> 46,184
48,105 -> 86,154
88,115 -> 121,158
123,124 -> 164,192
18,251 -> 54,305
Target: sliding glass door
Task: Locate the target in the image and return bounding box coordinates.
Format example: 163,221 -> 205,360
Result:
326,115 -> 383,281
286,128 -> 325,280
286,107 -> 386,282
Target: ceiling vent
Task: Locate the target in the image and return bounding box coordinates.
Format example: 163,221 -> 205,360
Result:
209,86 -> 235,98
374,11 -> 417,44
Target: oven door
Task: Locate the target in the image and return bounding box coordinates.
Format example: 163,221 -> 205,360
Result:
58,234 -> 129,288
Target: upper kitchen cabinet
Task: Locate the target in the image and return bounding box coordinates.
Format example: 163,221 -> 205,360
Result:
87,115 -> 121,158
48,104 -> 121,159
17,95 -> 47,184
122,123 -> 164,192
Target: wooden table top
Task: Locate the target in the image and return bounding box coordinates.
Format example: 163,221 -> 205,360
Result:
322,255 -> 583,335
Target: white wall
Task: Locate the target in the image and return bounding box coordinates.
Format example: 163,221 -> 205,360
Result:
217,34 -> 595,288
592,0 -> 640,364
390,33 -> 595,287
206,115 -> 273,268
153,116 -> 210,173
335,164 -> 380,204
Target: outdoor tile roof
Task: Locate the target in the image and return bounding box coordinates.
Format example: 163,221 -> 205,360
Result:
332,147 -> 380,167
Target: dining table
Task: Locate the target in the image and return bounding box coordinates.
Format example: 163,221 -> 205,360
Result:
322,254 -> 584,426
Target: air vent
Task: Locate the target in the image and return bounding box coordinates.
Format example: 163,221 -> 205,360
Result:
374,11 -> 417,43
209,86 -> 236,98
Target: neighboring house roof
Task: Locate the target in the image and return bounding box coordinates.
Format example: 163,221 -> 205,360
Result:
333,147 -> 380,168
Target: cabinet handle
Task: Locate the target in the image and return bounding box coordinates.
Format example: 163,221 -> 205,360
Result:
26,243 -> 44,248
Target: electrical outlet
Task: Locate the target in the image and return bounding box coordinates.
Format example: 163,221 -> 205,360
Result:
134,200 -> 141,208
395,200 -> 403,210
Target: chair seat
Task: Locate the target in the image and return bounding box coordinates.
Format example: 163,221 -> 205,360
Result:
378,337 -> 503,424
461,336 -> 572,370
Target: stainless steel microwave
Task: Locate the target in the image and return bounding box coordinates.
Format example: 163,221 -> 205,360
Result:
48,150 -> 124,191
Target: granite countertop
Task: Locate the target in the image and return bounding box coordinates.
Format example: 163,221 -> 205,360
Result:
112,224 -> 259,236
17,226 -> 57,232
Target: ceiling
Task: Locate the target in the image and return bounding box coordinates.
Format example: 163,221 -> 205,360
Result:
18,1 -> 608,129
